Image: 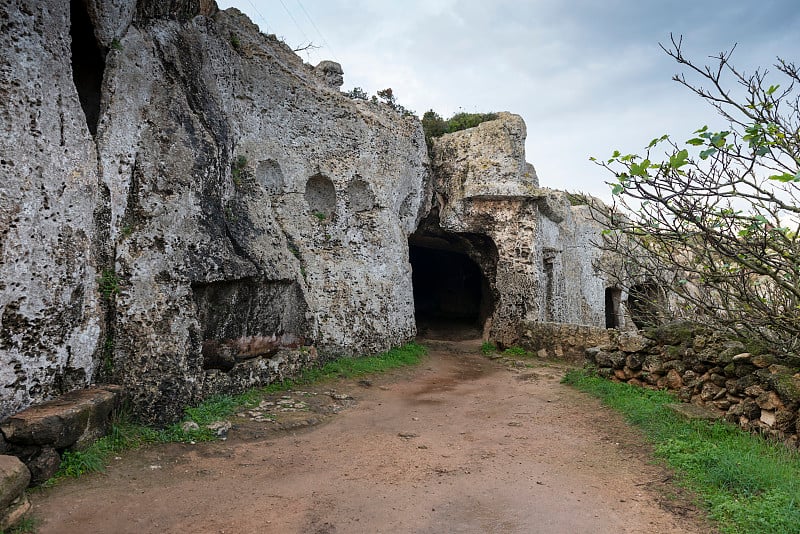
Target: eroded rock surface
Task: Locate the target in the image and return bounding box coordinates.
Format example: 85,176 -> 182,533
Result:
424,113 -> 626,345
2,1 -> 622,427
1,0 -> 427,424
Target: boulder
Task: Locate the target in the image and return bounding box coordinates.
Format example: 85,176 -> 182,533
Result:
594,350 -> 625,369
625,352 -> 645,371
0,455 -> 29,511
772,372 -> 800,404
1,387 -> 119,450
642,354 -> 665,374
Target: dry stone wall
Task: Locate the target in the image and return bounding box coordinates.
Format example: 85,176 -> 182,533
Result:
586,321 -> 800,445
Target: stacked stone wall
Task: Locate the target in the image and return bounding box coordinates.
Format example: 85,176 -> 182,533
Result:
586,321 -> 800,445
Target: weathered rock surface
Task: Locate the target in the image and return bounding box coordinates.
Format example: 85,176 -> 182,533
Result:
426,114 -> 626,345
1,0 -> 628,427
1,1 -> 427,424
0,493 -> 30,532
24,447 -> 60,486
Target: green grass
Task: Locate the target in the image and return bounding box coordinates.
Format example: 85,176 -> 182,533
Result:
503,346 -> 530,357
480,341 -> 496,355
262,342 -> 427,392
563,368 -> 800,534
51,343 -> 427,482
0,516 -> 37,534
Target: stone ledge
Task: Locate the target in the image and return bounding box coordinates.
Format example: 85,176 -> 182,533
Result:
0,386 -> 122,450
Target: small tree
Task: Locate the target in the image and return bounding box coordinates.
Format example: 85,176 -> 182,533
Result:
593,34 -> 800,355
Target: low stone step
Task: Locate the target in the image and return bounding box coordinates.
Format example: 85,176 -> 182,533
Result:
0,386 -> 121,450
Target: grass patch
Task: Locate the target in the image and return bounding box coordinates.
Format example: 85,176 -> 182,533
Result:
480,341 -> 496,355
0,516 -> 37,534
563,368 -> 800,534
49,343 -> 427,483
503,346 -> 530,357
262,342 -> 427,392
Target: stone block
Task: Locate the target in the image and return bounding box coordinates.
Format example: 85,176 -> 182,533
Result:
751,354 -> 776,368
625,352 -> 645,371
665,369 -> 683,389
0,455 -> 30,511
1,387 -> 119,450
617,333 -> 650,353
667,403 -> 720,421
755,391 -> 783,412
700,382 -> 724,403
26,447 -> 61,486
760,410 -> 776,427
595,350 -> 625,369
642,354 -> 665,374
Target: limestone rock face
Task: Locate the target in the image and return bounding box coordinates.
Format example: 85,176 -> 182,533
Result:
427,113 -> 621,344
0,0 -> 105,419
1,1 -> 428,424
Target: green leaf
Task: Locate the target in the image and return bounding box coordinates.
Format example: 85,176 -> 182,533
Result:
694,125 -> 709,134
768,173 -> 796,183
686,138 -> 705,146
669,149 -> 689,169
767,84 -> 780,95
711,131 -> 730,148
611,183 -> 624,195
699,147 -> 717,160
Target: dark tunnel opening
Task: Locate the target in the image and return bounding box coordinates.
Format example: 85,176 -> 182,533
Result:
408,231 -> 496,340
70,0 -> 106,136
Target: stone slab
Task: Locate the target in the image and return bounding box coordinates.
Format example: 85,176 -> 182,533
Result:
0,387 -> 120,449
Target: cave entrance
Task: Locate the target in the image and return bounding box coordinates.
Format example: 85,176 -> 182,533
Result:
70,0 -> 106,136
409,223 -> 497,340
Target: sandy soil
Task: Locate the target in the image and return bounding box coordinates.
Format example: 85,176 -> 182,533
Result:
30,338 -> 713,533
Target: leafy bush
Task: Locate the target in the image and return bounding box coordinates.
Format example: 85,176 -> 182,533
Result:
421,110 -> 498,149
592,35 -> 800,355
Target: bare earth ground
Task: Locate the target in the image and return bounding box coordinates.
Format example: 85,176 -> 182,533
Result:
30,337 -> 714,534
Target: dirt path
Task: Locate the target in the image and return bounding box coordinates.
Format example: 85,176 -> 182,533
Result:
30,339 -> 712,533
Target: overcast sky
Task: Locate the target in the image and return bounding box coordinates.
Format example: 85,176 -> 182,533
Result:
217,0 -> 799,199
